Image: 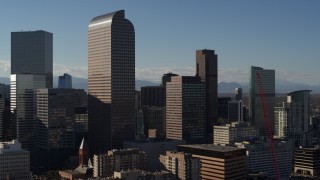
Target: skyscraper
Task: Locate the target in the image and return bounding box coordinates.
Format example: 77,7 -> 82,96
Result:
58,73 -> 72,89
36,88 -> 87,169
274,103 -> 288,139
235,88 -> 242,101
88,10 -> 135,152
249,66 -> 275,136
0,84 -> 9,141
0,98 -> 4,141
141,86 -> 164,107
143,106 -> 165,138
11,30 -> 53,88
287,90 -> 311,147
228,100 -> 243,122
196,49 -> 218,142
166,76 -> 206,144
162,72 -> 178,106
10,74 -> 46,150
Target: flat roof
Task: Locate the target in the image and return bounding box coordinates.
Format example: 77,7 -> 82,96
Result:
179,144 -> 241,152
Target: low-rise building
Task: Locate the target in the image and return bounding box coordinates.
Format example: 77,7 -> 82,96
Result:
213,122 -> 257,146
58,138 -> 93,180
124,139 -> 186,171
113,169 -> 174,180
93,148 -> 147,178
59,170 -> 85,180
292,147 -> 320,178
236,140 -> 293,179
178,144 -> 247,180
0,140 -> 31,180
159,151 -> 200,180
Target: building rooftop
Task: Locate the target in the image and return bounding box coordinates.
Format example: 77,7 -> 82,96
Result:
0,140 -> 28,153
287,90 -> 312,96
107,148 -> 145,156
179,144 -> 241,152
125,138 -> 186,144
89,10 -> 124,25
296,146 -> 320,151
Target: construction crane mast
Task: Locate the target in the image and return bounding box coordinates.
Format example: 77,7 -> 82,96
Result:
255,72 -> 280,180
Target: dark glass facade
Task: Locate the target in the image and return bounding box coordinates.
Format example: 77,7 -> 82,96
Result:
88,10 -> 135,153
141,86 -> 164,107
11,30 -> 53,88
36,88 -> 87,169
142,106 -> 165,138
249,66 -> 275,137
10,74 -> 46,150
58,73 -> 72,89
196,49 -> 218,143
218,97 -> 232,120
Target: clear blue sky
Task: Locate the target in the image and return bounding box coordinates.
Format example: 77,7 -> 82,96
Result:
0,0 -> 319,84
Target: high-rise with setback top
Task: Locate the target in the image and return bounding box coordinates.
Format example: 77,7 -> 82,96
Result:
88,10 -> 135,153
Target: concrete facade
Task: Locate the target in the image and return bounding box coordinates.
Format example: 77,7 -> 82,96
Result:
0,140 -> 31,180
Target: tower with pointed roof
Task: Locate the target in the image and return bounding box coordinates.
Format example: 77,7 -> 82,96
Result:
79,137 -> 89,166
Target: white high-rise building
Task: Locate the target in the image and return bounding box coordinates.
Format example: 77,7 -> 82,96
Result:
274,103 -> 288,139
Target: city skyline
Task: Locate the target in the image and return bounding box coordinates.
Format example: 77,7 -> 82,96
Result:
0,3 -> 320,178
0,1 -> 319,85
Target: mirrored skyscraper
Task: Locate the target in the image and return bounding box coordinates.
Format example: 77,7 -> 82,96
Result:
88,10 -> 135,153
249,66 -> 275,137
58,73 -> 72,89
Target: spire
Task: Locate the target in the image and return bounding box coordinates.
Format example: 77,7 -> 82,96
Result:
79,137 -> 89,166
79,137 -> 88,150
88,158 -> 93,168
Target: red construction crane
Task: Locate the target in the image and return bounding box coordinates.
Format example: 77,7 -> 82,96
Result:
255,72 -> 280,180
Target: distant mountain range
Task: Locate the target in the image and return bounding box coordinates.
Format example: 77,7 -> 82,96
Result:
0,77 -> 159,91
58,77 -> 159,91
218,79 -> 320,94
0,77 -> 318,93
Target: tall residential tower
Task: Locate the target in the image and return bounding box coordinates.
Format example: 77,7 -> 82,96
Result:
88,10 -> 135,153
